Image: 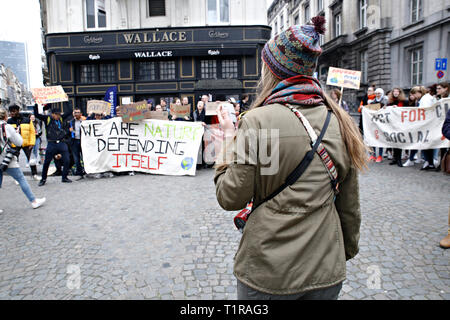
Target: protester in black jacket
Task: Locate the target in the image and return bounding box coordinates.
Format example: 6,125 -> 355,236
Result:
33,104 -> 73,185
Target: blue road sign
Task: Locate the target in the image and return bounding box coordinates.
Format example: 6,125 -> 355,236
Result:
436,58 -> 448,71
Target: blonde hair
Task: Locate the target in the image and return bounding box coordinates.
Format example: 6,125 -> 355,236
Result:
0,108 -> 7,120
216,63 -> 369,172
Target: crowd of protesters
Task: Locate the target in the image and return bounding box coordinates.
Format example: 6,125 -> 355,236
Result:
0,93 -> 251,212
357,81 -> 449,171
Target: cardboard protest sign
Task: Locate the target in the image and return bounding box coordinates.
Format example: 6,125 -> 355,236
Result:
362,98 -> 450,149
31,86 -> 68,105
327,67 -> 361,90
118,101 -> 150,123
87,100 -> 111,115
170,104 -> 191,118
80,118 -> 204,176
147,111 -> 169,120
364,103 -> 381,111
203,124 -> 224,164
205,102 -> 219,116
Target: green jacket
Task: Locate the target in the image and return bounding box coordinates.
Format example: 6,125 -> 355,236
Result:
214,103 -> 361,295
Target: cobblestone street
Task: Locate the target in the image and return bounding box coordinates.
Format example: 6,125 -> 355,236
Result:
0,161 -> 449,300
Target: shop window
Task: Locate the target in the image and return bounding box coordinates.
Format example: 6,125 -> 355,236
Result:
136,61 -> 156,81
222,60 -> 238,79
99,63 -> 115,82
80,64 -> 96,83
148,0 -> 166,17
79,63 -> 115,83
201,60 -> 217,79
207,0 -> 230,24
160,61 -> 176,80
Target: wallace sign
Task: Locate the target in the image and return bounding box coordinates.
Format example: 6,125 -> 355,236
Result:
121,31 -> 189,44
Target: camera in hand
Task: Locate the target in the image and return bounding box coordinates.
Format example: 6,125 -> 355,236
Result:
0,145 -> 21,172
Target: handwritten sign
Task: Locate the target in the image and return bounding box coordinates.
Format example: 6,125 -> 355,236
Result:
326,67 -> 361,90
362,99 -> 450,149
148,111 -> 169,120
170,104 -> 191,119
205,102 -> 219,116
87,100 -> 111,115
80,118 -> 204,176
118,101 -> 150,123
31,86 -> 68,105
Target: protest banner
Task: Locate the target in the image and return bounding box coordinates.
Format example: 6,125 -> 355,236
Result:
362,98 -> 450,149
80,118 -> 204,176
118,101 -> 150,123
87,100 -> 111,115
31,86 -> 68,105
170,104 -> 191,118
104,86 -> 118,117
326,67 -> 361,90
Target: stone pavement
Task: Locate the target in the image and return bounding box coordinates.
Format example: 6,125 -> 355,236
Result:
0,161 -> 448,300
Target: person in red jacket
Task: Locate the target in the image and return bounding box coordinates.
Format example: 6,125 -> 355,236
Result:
358,86 -> 375,137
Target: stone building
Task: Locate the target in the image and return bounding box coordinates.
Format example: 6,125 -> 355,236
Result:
39,0 -> 270,114
268,0 -> 450,110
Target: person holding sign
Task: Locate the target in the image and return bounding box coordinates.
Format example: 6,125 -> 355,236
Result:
33,104 -> 73,186
215,17 -> 367,300
368,88 -> 388,163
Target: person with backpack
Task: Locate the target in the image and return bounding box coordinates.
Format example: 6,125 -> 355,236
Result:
0,108 -> 46,212
33,104 -> 73,186
214,17 -> 367,300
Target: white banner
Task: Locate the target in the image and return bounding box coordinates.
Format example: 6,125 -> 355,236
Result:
362,98 -> 450,149
81,118 -> 204,176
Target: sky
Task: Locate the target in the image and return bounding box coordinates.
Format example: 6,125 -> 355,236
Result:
0,0 -> 43,89
266,0 -> 275,8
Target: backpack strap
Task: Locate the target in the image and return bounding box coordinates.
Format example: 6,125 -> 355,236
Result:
286,104 -> 339,194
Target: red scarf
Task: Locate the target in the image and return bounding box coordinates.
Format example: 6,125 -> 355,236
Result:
264,75 -> 325,107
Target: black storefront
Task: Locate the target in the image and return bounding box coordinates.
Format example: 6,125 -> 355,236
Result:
45,25 -> 271,114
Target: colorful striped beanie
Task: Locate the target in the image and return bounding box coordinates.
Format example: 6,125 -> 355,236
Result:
262,16 -> 326,80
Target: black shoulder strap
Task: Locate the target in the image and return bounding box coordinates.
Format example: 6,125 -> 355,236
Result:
252,110 -> 332,212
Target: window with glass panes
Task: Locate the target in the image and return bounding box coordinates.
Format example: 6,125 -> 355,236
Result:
201,60 -> 217,79
334,13 -> 342,38
207,0 -> 230,24
304,3 -> 310,23
410,0 -> 422,23
80,64 -> 96,83
360,50 -> 369,83
99,63 -> 115,82
222,60 -> 238,79
148,0 -> 166,16
136,61 -> 156,81
410,47 -> 423,86
359,0 -> 367,29
317,0 -> 323,12
160,61 -> 176,80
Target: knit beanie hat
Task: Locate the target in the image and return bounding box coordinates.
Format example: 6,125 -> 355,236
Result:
262,16 -> 326,80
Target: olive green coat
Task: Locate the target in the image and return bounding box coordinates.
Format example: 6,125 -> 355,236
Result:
214,103 -> 361,295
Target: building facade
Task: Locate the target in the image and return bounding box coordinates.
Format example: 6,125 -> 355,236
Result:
268,0 -> 450,111
40,0 -> 270,114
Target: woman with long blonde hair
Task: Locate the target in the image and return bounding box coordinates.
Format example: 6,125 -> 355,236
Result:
214,17 -> 368,300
